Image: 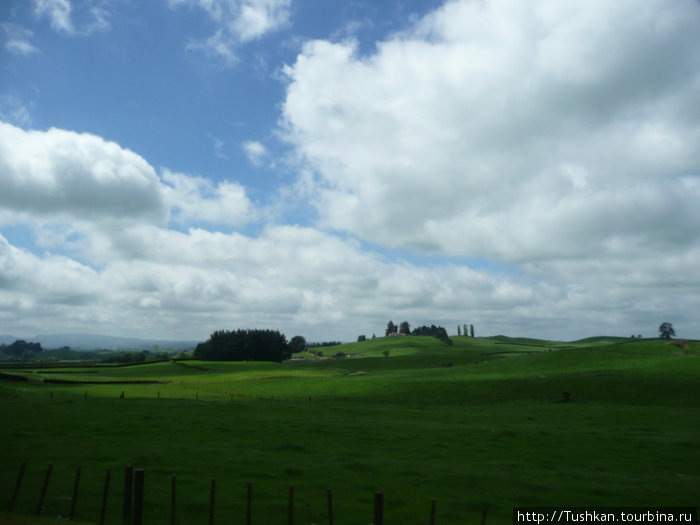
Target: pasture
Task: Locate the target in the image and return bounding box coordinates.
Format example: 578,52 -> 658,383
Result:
1,336 -> 698,524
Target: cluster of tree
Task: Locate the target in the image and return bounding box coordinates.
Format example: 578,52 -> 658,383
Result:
193,329 -> 291,362
385,321 -> 412,336
0,340 -> 44,361
102,351 -> 149,363
411,325 -> 452,344
384,321 -> 452,345
457,324 -> 475,337
356,334 -> 377,342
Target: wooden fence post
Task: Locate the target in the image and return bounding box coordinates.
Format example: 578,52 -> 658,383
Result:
123,466 -> 133,524
8,461 -> 26,511
430,499 -> 436,525
288,485 -> 294,525
209,479 -> 216,525
70,466 -> 82,520
171,474 -> 176,525
246,482 -> 252,525
100,469 -> 111,525
133,469 -> 144,525
373,491 -> 384,525
480,505 -> 488,525
327,489 -> 333,525
36,464 -> 53,515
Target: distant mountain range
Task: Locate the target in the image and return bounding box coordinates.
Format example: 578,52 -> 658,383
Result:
0,333 -> 198,351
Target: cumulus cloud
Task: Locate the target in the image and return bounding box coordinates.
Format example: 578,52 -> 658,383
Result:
0,122 -> 165,223
0,114 -> 695,340
0,224 -> 562,340
161,169 -> 257,226
1,0 -> 698,341
4,215 -> 696,340
0,121 -> 257,235
281,0 -> 700,263
170,0 -> 291,64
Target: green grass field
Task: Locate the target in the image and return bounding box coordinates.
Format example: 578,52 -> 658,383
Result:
1,336 -> 698,524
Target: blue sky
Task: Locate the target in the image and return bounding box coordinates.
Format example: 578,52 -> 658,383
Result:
1,0 -> 699,342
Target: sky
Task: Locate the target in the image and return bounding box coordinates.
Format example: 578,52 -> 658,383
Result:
0,0 -> 699,343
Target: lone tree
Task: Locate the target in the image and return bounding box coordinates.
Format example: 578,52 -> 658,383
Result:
289,335 -> 307,354
658,322 -> 675,340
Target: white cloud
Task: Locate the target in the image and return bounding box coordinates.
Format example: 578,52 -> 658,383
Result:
243,140 -> 267,166
161,169 -> 257,226
1,0 -> 699,342
170,0 -> 291,64
212,136 -> 228,159
0,95 -> 33,127
0,119 -> 697,341
31,0 -> 111,36
232,0 -> 291,42
3,215 -> 696,340
0,122 -> 165,223
2,23 -> 39,56
281,0 -> 700,262
85,6 -> 110,34
272,0 -> 700,339
33,0 -> 74,34
0,121 -> 257,231
0,224 -> 555,340
280,0 -> 700,320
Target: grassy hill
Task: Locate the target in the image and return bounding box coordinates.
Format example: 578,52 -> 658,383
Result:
1,336 -> 698,524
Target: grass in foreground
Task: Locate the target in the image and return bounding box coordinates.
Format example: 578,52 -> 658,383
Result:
1,337 -> 698,524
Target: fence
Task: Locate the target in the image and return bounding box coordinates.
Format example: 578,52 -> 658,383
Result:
7,462 -> 489,524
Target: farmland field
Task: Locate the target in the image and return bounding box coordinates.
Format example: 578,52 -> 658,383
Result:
1,336 -> 698,524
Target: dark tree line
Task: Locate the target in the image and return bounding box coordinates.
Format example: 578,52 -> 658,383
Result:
194,329 -> 290,362
306,341 -> 343,348
0,340 -> 44,360
101,350 -> 172,363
